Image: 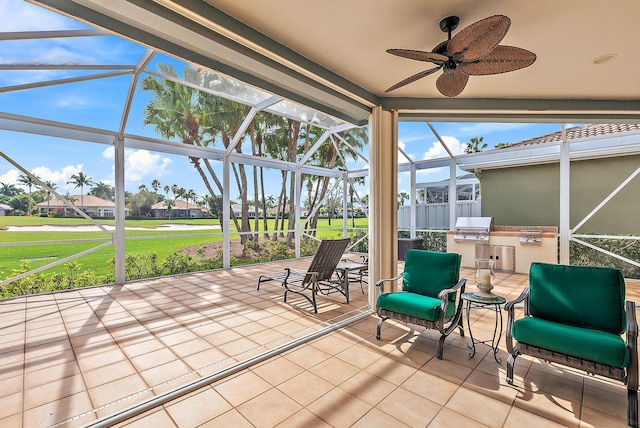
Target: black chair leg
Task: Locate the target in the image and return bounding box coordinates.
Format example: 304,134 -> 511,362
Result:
376,317 -> 387,340
628,388 -> 638,427
506,353 -> 517,384
437,334 -> 446,360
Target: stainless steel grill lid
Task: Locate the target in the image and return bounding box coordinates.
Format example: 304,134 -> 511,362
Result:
453,217 -> 493,242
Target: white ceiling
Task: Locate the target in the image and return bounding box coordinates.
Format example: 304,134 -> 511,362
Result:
207,0 -> 640,100
32,0 -> 640,124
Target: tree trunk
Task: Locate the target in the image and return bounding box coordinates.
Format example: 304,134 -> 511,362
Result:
286,121 -> 301,246
273,171 -> 287,240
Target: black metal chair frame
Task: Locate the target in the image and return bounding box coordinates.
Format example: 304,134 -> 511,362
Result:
505,288 -> 639,427
376,273 -> 466,360
257,238 -> 350,313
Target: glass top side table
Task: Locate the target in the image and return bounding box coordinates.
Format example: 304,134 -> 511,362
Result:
461,292 -> 506,363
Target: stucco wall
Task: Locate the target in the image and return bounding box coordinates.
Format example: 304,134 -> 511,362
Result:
480,154 -> 640,234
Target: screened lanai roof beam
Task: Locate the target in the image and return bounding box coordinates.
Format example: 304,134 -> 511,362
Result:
297,123 -> 355,168
225,95 -> 281,156
0,71 -> 131,93
118,49 -> 156,138
427,122 -> 456,160
398,146 -> 413,164
0,112 -> 116,145
331,136 -> 349,170
0,64 -> 135,71
333,133 -> 369,164
0,29 -> 109,40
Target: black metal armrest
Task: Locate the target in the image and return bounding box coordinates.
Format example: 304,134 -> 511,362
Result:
504,287 -> 530,355
627,301 -> 638,338
375,273 -> 403,294
435,278 -> 466,335
504,287 -> 530,313
437,277 -> 466,301
626,301 -> 638,392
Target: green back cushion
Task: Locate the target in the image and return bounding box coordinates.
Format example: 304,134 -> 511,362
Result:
529,262 -> 626,334
402,250 -> 461,300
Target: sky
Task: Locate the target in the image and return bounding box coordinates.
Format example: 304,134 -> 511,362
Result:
0,0 -> 566,202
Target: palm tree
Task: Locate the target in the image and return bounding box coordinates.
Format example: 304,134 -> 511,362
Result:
163,185 -> 170,199
170,184 -> 179,204
67,172 -> 93,209
17,173 -> 39,214
43,180 -> 58,215
89,181 -> 114,201
0,182 -> 21,197
349,177 -> 365,227
465,136 -> 488,154
151,179 -> 161,202
141,63 -> 235,232
138,184 -> 148,193
398,191 -> 410,206
164,198 -> 175,219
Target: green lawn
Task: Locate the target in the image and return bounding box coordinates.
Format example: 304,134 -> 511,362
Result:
0,216 -> 368,279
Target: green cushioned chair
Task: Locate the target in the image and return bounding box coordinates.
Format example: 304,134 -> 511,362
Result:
505,262 -> 638,427
376,249 -> 466,360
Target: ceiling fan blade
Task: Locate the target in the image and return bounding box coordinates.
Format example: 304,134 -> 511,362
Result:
385,66 -> 442,92
460,46 -> 536,75
447,15 -> 511,62
436,68 -> 469,97
386,49 -> 448,64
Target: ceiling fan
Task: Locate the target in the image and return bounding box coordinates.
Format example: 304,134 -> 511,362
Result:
385,15 -> 536,97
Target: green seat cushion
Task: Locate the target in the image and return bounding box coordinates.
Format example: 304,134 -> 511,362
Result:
377,291 -> 455,321
529,262 -> 626,334
403,250 -> 461,301
512,317 -> 629,368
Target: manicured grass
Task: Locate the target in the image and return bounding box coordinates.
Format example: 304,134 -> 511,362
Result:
0,216 -> 368,279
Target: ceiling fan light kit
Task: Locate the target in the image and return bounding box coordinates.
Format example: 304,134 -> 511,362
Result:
386,14 -> 537,97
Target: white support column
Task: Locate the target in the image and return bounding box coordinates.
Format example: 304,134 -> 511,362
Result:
223,157 -> 231,268
559,124 -> 570,264
369,107 -> 398,308
449,160 -> 457,230
114,136 -> 126,284
343,173 -> 348,238
410,164 -> 416,238
295,168 -> 302,258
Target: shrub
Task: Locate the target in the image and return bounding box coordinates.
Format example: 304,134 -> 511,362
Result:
570,237 -> 640,279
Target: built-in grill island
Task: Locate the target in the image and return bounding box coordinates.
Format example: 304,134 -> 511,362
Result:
447,218 -> 557,274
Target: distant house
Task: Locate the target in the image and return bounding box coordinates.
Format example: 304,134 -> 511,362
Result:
149,199 -> 208,218
231,204 -> 264,219
0,203 -> 11,216
35,195 -> 127,217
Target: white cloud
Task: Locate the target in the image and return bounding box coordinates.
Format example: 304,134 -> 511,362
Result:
101,148 -> 173,185
102,147 -> 115,160
0,169 -> 20,185
31,164 -> 83,190
423,136 -> 465,159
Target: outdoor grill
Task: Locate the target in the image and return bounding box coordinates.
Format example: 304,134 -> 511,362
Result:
453,217 -> 493,242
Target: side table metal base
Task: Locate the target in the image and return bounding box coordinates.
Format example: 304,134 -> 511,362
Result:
461,292 -> 506,363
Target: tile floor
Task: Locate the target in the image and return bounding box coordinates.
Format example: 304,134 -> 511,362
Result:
0,259 -> 637,427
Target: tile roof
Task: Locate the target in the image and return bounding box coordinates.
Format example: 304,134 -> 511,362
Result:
497,123 -> 640,149
35,195 -> 115,207
151,199 -> 206,210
